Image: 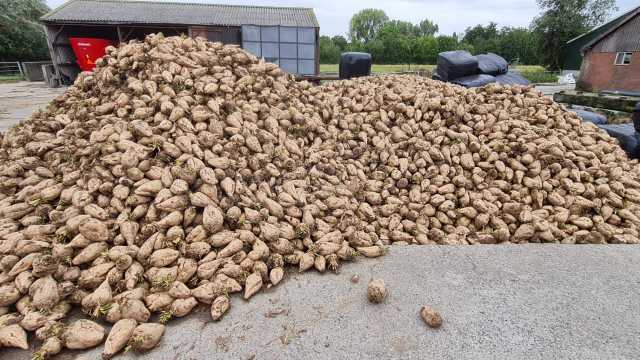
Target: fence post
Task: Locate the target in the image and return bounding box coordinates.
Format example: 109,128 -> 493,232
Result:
18,62 -> 24,78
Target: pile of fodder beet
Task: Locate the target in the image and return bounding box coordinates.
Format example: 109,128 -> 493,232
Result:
0,33 -> 326,358
1,33 -> 640,358
308,75 -> 640,245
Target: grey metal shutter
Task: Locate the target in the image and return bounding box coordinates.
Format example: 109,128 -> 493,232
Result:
241,25 -> 316,75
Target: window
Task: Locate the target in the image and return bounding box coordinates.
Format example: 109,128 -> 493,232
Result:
615,52 -> 633,65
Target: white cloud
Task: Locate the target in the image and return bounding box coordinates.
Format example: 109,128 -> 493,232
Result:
45,0 -> 637,37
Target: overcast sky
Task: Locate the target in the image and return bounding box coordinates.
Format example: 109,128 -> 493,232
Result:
45,0 -> 637,37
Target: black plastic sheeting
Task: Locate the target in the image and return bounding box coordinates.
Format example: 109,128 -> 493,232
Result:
633,102 -> 640,132
451,74 -> 497,88
477,53 -> 508,75
436,51 -> 478,81
573,109 -> 607,125
495,72 -> 530,86
339,52 -> 372,80
597,123 -> 640,159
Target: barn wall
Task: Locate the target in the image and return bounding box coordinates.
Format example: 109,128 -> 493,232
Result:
44,24 -> 119,85
593,14 -> 640,52
118,26 -> 189,42
577,51 -> 640,92
189,26 -> 241,45
43,22 -> 317,84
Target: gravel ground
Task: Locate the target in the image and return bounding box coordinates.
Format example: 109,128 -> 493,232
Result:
0,81 -> 66,132
5,245 -> 640,360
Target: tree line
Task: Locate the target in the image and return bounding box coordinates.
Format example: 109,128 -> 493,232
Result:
0,0 -> 51,61
321,0 -> 617,69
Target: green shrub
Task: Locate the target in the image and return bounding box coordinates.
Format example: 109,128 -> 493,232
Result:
518,70 -> 558,84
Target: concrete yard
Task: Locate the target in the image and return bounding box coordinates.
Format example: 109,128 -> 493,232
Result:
0,81 -> 66,133
535,83 -> 575,96
5,245 -> 640,359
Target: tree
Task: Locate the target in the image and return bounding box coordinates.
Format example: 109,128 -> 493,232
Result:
460,23 -> 540,64
380,20 -> 418,37
436,35 -> 460,54
463,22 -> 500,54
349,9 -> 389,44
413,36 -> 439,64
374,23 -> 413,64
532,0 -> 617,69
417,19 -> 439,37
497,27 -> 539,64
463,23 -> 498,43
457,42 -> 476,55
331,35 -> 348,51
319,36 -> 340,63
346,40 -> 366,53
0,0 -> 50,61
364,38 -> 385,63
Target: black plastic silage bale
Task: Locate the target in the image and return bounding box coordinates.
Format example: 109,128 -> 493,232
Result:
477,53 -> 508,75
572,109 -> 607,125
435,50 -> 478,81
451,74 -> 496,88
339,52 -> 372,80
597,123 -> 640,159
494,72 -> 530,86
633,102 -> 640,132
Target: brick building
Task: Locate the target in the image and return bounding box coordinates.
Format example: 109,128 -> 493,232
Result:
577,6 -> 640,93
564,6 -> 637,72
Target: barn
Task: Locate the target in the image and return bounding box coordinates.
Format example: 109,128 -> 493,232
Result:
563,5 -> 639,73
40,0 -> 319,85
577,6 -> 640,93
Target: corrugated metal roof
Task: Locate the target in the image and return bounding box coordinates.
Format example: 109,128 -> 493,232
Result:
582,6 -> 640,52
40,0 -> 319,27
567,5 -> 640,45
592,13 -> 640,52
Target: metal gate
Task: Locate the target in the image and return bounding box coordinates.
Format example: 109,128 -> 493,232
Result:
0,62 -> 24,77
